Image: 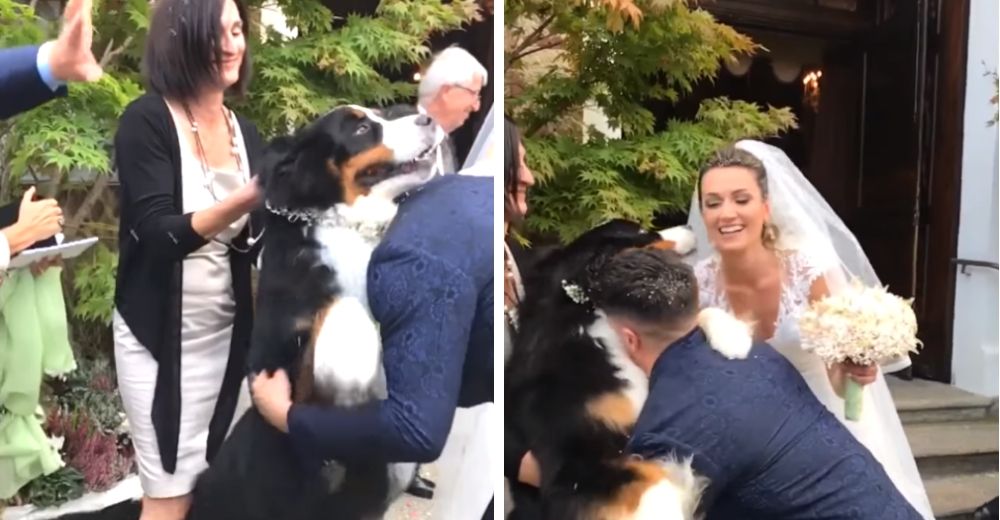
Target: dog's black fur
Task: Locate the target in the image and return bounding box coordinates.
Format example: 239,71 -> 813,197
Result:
183,104 -> 434,520
506,220 -> 678,519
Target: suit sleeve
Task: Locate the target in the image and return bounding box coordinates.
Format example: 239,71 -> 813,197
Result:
0,45 -> 67,120
115,101 -> 208,261
286,243 -> 477,466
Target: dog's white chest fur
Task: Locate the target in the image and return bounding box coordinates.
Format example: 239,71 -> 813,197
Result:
308,195 -> 398,405
306,194 -> 417,494
586,311 -> 650,417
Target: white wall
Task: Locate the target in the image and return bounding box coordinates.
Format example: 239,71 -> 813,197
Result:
259,2 -> 297,39
950,0 -> 999,396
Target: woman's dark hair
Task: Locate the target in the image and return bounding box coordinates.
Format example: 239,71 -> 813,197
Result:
504,116 -> 523,222
143,0 -> 253,101
697,145 -> 779,248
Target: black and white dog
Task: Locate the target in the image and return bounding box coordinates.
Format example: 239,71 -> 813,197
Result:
506,220 -> 749,520
185,104 -> 445,520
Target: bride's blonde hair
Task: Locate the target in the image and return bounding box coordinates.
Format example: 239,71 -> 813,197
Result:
697,146 -> 781,249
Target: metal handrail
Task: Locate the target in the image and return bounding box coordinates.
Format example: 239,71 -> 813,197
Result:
951,258 -> 1000,275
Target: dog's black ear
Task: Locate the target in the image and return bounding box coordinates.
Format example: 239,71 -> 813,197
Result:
262,123 -> 343,210
259,136 -> 297,192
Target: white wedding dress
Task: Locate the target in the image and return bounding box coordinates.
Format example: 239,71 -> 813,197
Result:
687,140 -> 935,518
694,247 -> 934,519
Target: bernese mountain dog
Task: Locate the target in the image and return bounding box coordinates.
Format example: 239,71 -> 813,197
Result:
183,104 -> 445,520
506,219 -> 750,520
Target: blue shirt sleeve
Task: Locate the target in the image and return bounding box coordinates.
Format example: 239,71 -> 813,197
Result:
35,42 -> 64,92
286,243 -> 477,466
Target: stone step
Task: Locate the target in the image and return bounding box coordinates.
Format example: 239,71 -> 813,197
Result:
905,420 -> 999,460
888,377 -> 997,424
925,472 -> 998,519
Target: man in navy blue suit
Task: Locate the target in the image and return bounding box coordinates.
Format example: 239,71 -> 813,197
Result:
252,174 -> 493,515
0,0 -> 102,120
589,247 -> 921,519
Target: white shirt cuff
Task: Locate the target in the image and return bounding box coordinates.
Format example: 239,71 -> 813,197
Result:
0,231 -> 11,272
35,41 -> 65,92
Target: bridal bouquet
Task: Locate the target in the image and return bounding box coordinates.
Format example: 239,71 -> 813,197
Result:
798,279 -> 922,421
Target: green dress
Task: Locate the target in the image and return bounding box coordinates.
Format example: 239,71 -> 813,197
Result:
0,267 -> 76,499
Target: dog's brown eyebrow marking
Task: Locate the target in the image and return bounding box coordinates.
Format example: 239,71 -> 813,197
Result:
348,108 -> 366,119
334,144 -> 394,205
645,239 -> 677,251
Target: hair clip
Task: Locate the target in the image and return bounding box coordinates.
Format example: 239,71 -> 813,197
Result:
561,279 -> 589,305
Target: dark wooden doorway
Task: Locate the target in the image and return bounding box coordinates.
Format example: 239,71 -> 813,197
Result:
665,0 -> 970,381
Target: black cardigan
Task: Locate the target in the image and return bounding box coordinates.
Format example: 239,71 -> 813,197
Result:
113,93 -> 265,474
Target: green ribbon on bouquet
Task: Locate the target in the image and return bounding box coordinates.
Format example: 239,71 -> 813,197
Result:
0,268 -> 76,499
844,378 -> 863,421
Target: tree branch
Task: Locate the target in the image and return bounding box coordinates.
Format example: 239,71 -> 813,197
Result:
507,12 -> 557,66
510,34 -> 565,64
64,172 -> 109,239
99,36 -> 133,68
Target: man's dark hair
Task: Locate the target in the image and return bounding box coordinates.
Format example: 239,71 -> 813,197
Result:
590,248 -> 699,327
143,0 -> 252,101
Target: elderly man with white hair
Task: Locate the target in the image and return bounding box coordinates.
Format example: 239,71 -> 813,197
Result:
418,46 -> 488,174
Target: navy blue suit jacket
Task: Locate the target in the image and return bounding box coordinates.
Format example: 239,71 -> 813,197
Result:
627,328 -> 921,520
0,45 -> 66,120
287,174 -> 493,466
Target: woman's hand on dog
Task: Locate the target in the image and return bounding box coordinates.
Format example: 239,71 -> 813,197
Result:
234,177 -> 263,213
251,368 -> 293,433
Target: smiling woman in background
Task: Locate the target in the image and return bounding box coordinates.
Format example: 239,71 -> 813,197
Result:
502,116 -> 542,520
111,0 -> 264,518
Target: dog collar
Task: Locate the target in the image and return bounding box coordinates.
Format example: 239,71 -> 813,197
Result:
321,209 -> 391,243
264,201 -> 325,224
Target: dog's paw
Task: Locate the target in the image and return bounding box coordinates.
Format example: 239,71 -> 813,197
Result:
657,226 -> 696,255
698,307 -> 752,360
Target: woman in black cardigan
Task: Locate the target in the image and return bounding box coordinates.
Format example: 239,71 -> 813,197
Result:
112,1 -> 263,518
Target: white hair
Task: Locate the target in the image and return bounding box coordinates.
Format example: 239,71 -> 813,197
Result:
417,46 -> 488,104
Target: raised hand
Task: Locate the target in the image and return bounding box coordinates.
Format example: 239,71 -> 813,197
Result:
48,0 -> 103,83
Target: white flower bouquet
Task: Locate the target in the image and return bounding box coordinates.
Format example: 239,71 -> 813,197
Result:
798,279 -> 922,420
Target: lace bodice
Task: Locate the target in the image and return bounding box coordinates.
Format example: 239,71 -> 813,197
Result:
693,249 -> 832,368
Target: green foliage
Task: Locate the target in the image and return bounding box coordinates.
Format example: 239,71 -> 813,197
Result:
0,0 -> 46,46
506,0 -> 797,241
18,467 -> 85,509
69,244 -> 118,330
236,0 -> 479,137
52,355 -> 126,433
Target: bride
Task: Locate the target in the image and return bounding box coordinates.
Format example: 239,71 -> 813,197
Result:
686,140 -> 934,519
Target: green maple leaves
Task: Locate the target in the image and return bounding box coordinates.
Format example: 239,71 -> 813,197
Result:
507,0 -> 797,243
238,0 -> 478,137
